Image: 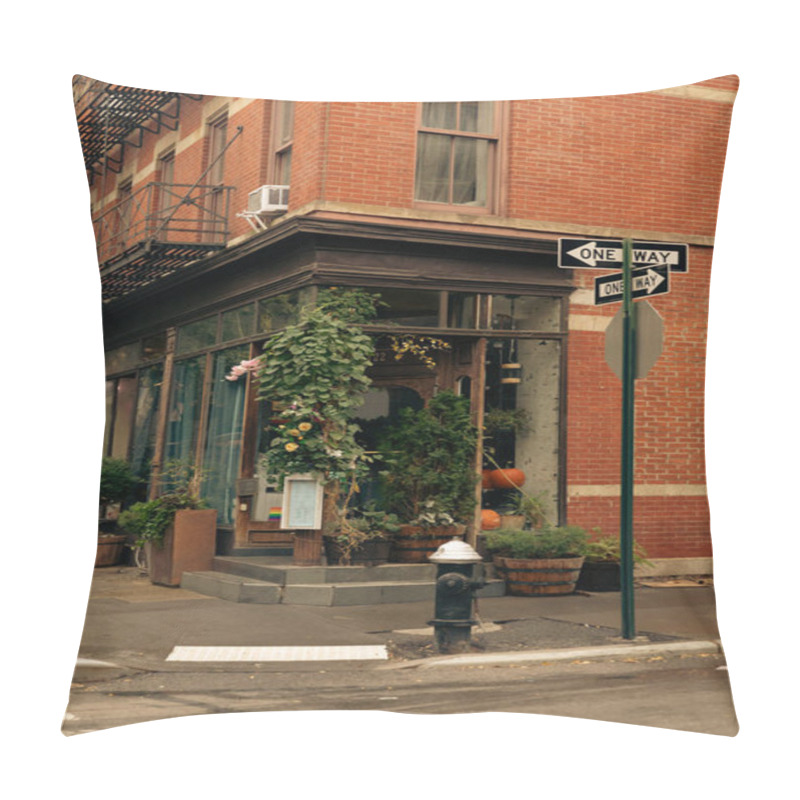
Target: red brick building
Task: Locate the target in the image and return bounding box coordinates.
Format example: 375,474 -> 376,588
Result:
74,75 -> 738,573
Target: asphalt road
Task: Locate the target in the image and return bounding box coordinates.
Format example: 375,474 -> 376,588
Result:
63,650 -> 737,736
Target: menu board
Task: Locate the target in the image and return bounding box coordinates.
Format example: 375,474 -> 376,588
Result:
282,475 -> 323,529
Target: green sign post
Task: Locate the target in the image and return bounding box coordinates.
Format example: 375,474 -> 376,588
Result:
620,238 -> 636,639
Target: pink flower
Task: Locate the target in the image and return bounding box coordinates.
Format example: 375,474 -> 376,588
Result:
231,364 -> 248,376
240,358 -> 262,371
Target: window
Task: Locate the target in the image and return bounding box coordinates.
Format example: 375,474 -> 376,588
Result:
177,316 -> 217,354
415,102 -> 497,209
221,304 -> 255,342
273,101 -> 294,185
374,288 -> 440,327
256,290 -> 307,332
203,345 -> 250,524
157,149 -> 175,224
205,113 -> 228,241
490,295 -> 562,333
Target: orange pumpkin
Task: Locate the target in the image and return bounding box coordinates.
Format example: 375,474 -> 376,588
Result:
489,468 -> 526,490
481,509 -> 502,530
481,470 -> 494,490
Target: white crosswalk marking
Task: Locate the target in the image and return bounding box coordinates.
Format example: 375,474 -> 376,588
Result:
166,645 -> 388,662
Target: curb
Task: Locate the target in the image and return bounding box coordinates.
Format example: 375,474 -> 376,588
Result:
383,639 -> 723,670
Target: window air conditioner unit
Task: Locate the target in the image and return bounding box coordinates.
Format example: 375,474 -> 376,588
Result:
247,185 -> 290,215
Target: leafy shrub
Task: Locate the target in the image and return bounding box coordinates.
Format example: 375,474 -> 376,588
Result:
99,457 -> 137,505
484,525 -> 589,559
378,391 -> 478,523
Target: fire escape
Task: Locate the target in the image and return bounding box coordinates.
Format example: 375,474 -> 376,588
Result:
76,80 -> 238,303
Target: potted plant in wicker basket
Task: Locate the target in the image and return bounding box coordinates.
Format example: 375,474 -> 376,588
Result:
377,391 -> 478,563
485,525 -> 589,596
96,457 -> 137,567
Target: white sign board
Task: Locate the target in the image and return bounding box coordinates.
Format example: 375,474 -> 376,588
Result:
281,474 -> 324,529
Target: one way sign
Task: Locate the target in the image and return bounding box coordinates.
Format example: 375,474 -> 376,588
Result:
558,238 -> 688,273
594,265 -> 670,305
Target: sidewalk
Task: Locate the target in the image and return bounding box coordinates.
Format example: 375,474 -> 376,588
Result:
74,566 -> 723,678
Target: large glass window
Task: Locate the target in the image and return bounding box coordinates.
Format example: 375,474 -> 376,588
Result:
374,288 -> 440,327
165,356 -> 207,467
490,295 -> 561,332
129,364 -> 164,484
256,291 -> 306,332
105,375 -> 137,459
221,304 -> 255,341
202,345 -> 250,524
177,316 -> 217,354
447,292 -> 478,328
415,101 -> 496,208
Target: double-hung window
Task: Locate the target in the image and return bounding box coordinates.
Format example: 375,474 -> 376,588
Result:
414,101 -> 497,210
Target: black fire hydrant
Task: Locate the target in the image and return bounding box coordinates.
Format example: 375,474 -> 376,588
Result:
428,537 -> 485,654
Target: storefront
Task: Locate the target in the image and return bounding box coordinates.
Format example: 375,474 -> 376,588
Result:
100,226 -> 573,551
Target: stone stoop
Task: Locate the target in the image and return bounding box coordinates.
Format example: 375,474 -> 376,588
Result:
181,555 -> 506,606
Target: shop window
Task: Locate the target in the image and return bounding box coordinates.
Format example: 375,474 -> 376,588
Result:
415,101 -> 497,209
141,332 -> 167,360
105,343 -> 140,374
165,355 -> 207,469
104,375 -> 137,459
375,288 -> 439,327
202,345 -> 250,524
221,303 -> 255,341
447,292 -> 478,328
490,295 -> 561,332
256,291 -> 306,332
483,338 -> 561,523
177,315 -> 217,354
129,364 -> 164,488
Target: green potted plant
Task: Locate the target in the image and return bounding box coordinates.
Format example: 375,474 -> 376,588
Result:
377,391 -> 479,563
252,288 -> 381,565
324,504 -> 402,566
496,489 -> 549,530
485,525 -> 589,595
96,457 -> 138,567
576,533 -> 653,592
117,461 -> 216,586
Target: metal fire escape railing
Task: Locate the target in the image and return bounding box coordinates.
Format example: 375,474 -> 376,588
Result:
75,80 -> 202,182
76,79 -> 245,303
92,181 -> 235,302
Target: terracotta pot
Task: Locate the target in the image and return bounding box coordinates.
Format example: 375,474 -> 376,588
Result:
494,555 -> 585,596
147,508 -> 217,586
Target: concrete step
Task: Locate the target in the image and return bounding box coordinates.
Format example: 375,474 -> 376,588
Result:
283,578 -> 506,607
182,564 -> 506,606
211,556 -> 440,585
181,571 -> 282,604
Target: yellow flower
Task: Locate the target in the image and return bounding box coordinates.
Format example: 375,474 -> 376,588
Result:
285,442 -> 299,452
288,428 -> 301,437
298,422 -> 312,432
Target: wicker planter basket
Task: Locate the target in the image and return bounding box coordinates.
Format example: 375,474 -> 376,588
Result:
494,555 -> 585,596
390,525 -> 466,563
95,534 -> 127,567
